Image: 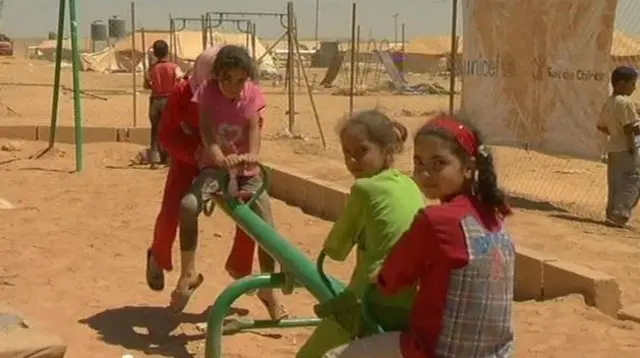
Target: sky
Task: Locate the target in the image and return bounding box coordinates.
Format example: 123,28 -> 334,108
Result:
3,0 -> 640,40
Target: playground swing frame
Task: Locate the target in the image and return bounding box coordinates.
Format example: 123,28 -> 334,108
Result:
203,164 -> 384,358
203,14 -> 257,60
47,0 -> 84,172
168,16 -> 210,62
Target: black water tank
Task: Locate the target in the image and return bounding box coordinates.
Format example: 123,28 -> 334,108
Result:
311,41 -> 339,67
90,21 -> 108,42
108,16 -> 127,39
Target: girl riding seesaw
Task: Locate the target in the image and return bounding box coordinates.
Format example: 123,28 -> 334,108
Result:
145,45 -> 287,320
300,111 -> 516,358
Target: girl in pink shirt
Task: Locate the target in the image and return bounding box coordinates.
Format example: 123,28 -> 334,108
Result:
171,45 -> 287,320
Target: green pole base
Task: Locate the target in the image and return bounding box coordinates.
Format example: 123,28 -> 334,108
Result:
205,273 -> 290,358
221,317 -> 322,335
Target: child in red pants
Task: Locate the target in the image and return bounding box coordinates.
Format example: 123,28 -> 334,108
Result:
146,47 -> 257,295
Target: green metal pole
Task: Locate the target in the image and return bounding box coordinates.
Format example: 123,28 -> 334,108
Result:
205,273 -> 323,358
218,201 -> 345,303
222,317 -> 322,335
48,0 -> 66,148
205,274 -> 282,358
68,0 -> 84,172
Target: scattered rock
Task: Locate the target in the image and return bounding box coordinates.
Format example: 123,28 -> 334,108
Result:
0,197 -> 14,210
331,86 -> 369,96
399,108 -> 416,117
0,141 -> 22,152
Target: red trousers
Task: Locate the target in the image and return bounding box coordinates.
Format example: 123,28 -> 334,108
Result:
151,159 -> 255,277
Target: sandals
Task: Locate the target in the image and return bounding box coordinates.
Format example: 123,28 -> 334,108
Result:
257,290 -> 289,321
169,273 -> 205,313
146,249 -> 165,291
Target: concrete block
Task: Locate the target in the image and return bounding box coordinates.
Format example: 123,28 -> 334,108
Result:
543,260 -> 621,317
115,128 -> 127,142
514,247 -> 556,301
118,127 -> 149,145
266,164 -> 308,206
304,178 -> 331,220
321,183 -> 348,221
267,163 -> 349,221
36,126 -> 117,144
0,125 -> 37,140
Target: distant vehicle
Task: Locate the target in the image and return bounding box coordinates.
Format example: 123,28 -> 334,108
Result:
0,34 -> 14,56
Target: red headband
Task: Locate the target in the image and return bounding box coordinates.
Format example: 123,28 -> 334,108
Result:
428,116 -> 479,157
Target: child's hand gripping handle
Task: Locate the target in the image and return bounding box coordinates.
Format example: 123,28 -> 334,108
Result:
222,161 -> 269,209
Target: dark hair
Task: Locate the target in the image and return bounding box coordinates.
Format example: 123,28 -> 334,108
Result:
611,66 -> 637,87
212,45 -> 258,80
415,114 -> 511,217
339,109 -> 408,157
152,40 -> 169,59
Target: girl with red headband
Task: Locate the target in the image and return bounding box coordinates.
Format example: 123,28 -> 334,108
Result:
324,114 -> 515,358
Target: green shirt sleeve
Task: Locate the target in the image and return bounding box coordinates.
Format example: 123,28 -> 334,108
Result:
323,183 -> 367,261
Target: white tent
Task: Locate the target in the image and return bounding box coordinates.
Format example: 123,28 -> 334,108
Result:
80,30 -> 277,75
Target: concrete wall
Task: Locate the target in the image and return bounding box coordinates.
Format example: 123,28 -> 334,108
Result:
265,162 -> 622,317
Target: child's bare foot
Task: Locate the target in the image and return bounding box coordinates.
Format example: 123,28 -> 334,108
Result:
257,289 -> 288,321
169,273 -> 204,313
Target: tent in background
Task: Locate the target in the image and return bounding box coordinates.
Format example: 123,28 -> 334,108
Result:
402,36 -> 462,74
84,30 -> 278,74
33,30 -> 278,75
610,31 -> 640,68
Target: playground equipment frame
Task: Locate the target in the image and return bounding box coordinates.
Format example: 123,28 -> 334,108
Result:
448,0 -> 459,115
203,14 -> 256,59
47,0 -> 84,171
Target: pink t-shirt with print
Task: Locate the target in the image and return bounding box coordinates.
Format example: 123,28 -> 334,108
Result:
192,79 -> 265,176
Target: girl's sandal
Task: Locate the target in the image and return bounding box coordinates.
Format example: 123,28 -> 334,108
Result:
169,273 -> 204,313
257,291 -> 289,321
146,249 -> 165,291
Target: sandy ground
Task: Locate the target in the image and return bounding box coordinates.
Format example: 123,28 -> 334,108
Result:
1,142 -> 639,358
1,57 -> 640,356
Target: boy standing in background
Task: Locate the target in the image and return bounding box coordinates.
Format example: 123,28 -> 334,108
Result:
144,39 -> 183,166
597,65 -> 640,227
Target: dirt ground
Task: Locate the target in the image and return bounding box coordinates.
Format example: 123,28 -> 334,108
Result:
1,58 -> 640,357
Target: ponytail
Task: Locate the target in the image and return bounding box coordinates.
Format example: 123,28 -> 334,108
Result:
391,120 -> 408,153
475,145 -> 512,217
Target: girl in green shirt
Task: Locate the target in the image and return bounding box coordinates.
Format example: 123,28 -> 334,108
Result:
297,110 -> 425,358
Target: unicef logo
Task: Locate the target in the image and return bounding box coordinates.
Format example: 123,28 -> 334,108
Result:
462,54 -> 518,77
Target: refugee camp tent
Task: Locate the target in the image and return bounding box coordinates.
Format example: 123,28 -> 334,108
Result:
403,36 -> 462,74
81,30 -> 278,74
610,31 -> 640,68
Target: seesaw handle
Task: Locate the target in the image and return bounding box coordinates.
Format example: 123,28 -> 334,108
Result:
316,251 -> 339,298
220,163 -> 270,208
317,252 -> 384,334
362,284 -> 384,334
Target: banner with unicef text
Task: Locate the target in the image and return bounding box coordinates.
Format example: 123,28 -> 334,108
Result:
461,0 -> 618,160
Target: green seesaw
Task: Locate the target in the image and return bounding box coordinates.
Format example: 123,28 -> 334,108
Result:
204,165 -> 382,358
